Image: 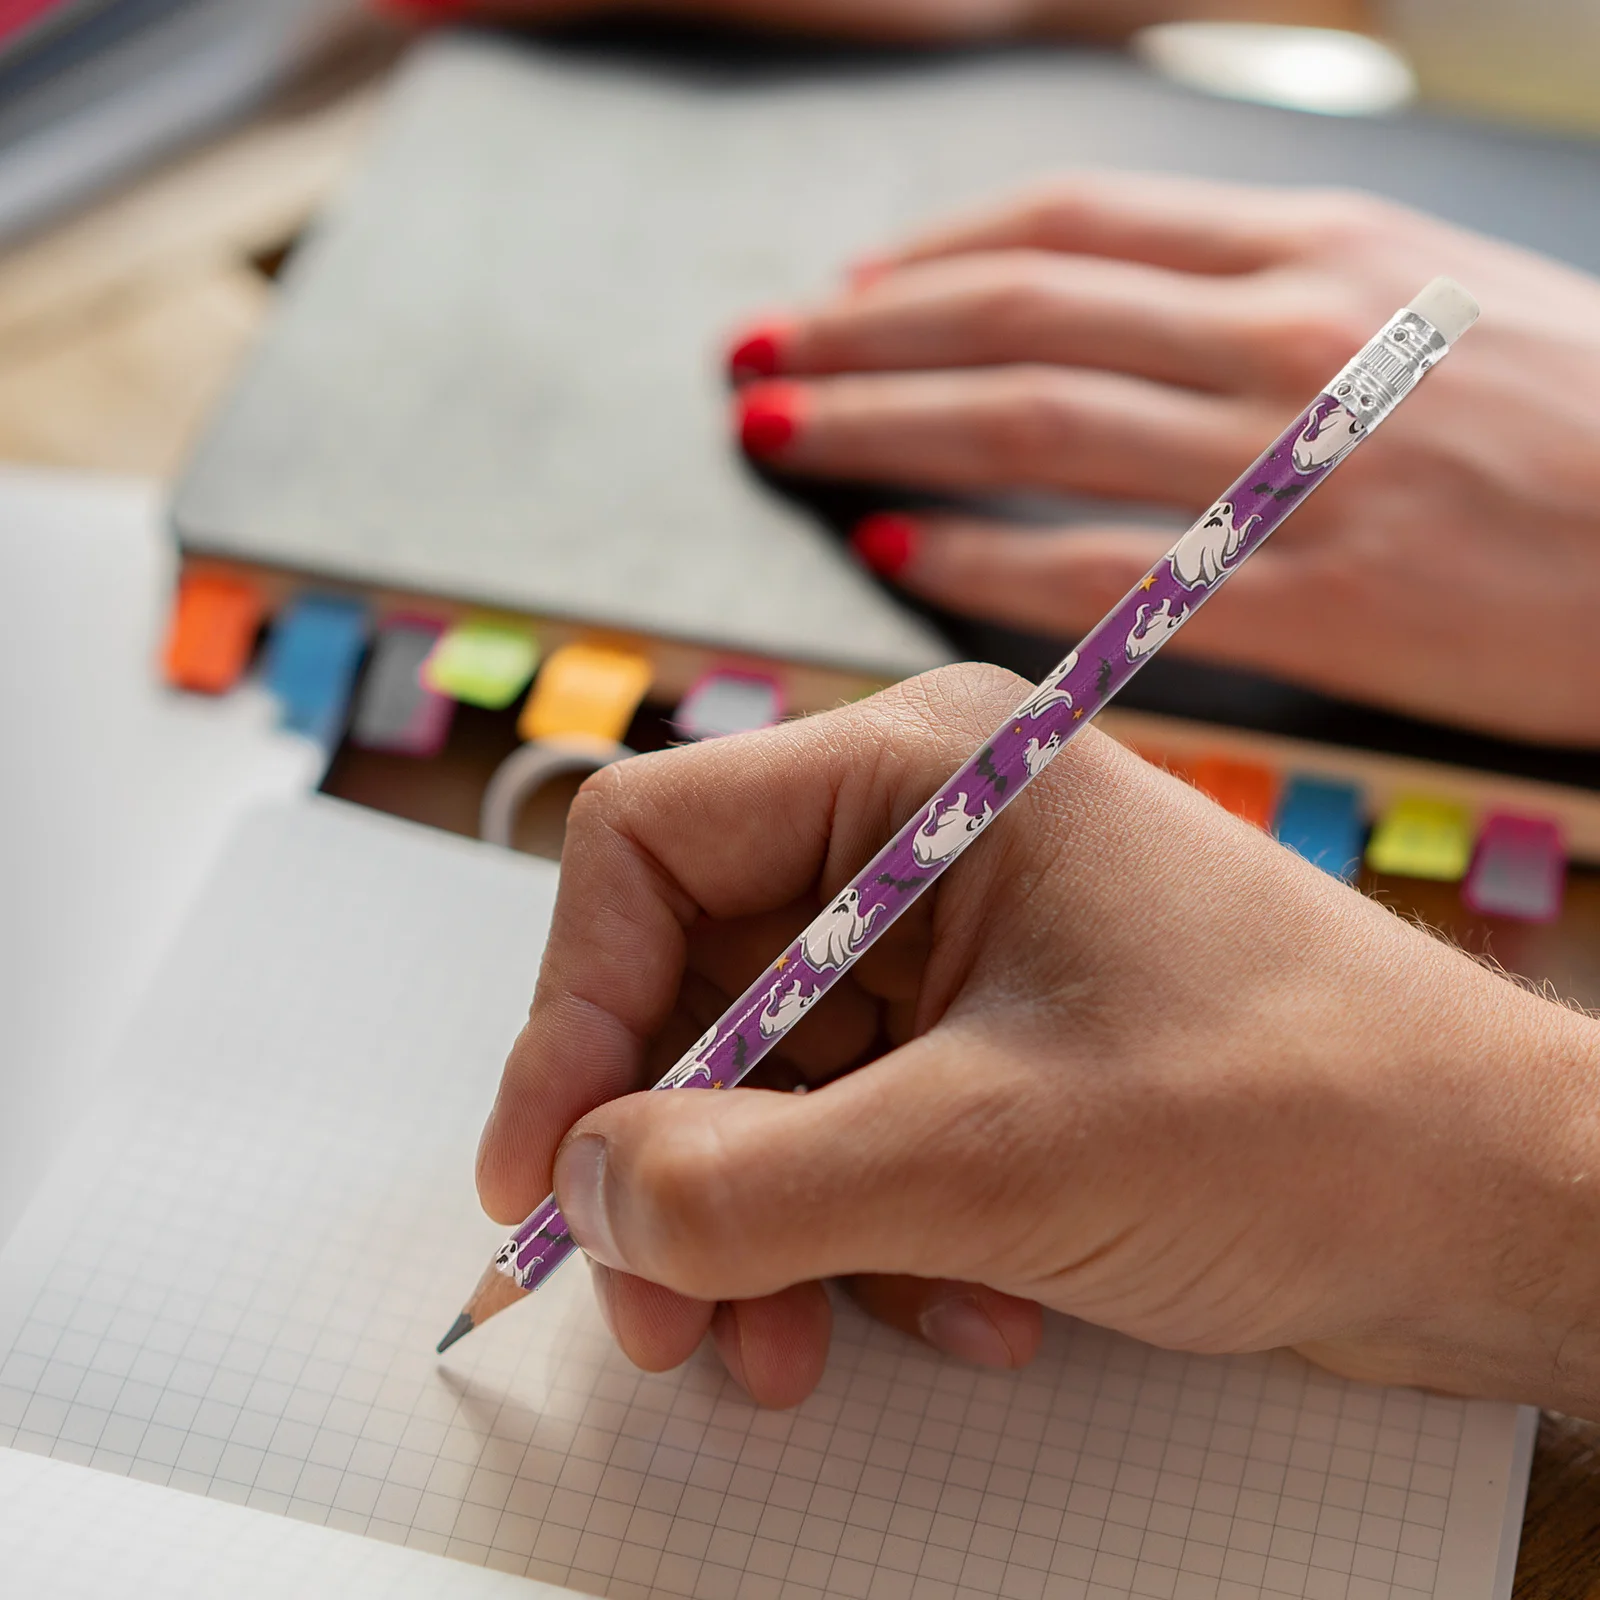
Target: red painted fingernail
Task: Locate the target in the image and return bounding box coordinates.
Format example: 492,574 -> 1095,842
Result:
737,383 -> 804,457
727,319 -> 792,382
851,513 -> 920,579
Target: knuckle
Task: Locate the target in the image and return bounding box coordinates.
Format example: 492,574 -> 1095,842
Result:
989,369 -> 1081,474
1298,189 -> 1398,254
563,768 -> 630,848
891,664 -> 1033,742
1250,299 -> 1372,388
979,260 -> 1075,344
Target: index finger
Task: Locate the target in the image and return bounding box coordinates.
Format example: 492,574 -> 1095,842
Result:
475,666 -> 1031,1225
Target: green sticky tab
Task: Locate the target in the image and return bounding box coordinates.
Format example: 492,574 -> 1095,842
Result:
1365,795 -> 1475,882
423,620 -> 540,710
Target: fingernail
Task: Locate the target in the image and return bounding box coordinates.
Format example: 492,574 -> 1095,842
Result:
851,513 -> 921,579
737,384 -> 804,457
919,1295 -> 1016,1368
727,319 -> 792,382
553,1134 -> 626,1270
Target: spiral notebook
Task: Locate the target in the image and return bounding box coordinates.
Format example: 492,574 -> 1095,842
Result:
0,800 -> 1536,1597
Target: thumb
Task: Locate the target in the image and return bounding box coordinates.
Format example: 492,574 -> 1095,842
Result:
551,1034 -> 1029,1303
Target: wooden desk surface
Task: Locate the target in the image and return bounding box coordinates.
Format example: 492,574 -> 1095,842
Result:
2,28 -> 1595,1594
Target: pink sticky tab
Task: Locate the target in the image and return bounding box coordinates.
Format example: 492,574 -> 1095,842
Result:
1463,814 -> 1566,923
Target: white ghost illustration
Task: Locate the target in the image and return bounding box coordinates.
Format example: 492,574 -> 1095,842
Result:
1015,650 -> 1079,720
1125,598 -> 1189,662
493,1237 -> 522,1279
912,792 -> 996,868
1170,500 -> 1261,590
758,979 -> 820,1039
1291,401 -> 1365,473
801,888 -> 885,972
658,1024 -> 719,1090
1023,734 -> 1062,778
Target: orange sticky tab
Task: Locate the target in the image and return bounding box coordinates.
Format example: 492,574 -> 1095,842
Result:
1190,756 -> 1279,829
162,573 -> 266,693
1130,746 -> 1194,784
518,643 -> 653,745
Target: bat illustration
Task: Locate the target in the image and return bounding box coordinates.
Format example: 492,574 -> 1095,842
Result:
976,746 -> 1009,795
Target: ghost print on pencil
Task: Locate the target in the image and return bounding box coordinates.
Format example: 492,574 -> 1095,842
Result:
1015,652 -> 1078,720
759,979 -> 820,1038
657,1024 -> 719,1090
1024,734 -> 1063,778
495,1216 -> 571,1288
1125,598 -> 1189,662
1291,394 -> 1366,473
802,888 -> 885,972
912,793 -> 996,868
1170,500 -> 1261,590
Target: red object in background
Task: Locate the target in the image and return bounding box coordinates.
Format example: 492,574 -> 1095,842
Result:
1190,755 -> 1280,830
0,0 -> 70,46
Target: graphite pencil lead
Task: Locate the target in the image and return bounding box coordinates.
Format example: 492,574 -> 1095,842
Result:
436,1313 -> 474,1355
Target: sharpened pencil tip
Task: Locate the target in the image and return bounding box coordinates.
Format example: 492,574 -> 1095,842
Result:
436,1313 -> 474,1355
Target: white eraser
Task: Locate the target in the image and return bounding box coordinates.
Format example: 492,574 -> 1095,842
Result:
1408,277 -> 1480,344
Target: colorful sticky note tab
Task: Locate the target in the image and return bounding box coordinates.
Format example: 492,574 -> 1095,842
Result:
424,620 -> 540,710
161,572 -> 265,693
675,671 -> 783,741
262,594 -> 369,746
1463,814 -> 1566,923
1365,794 -> 1475,882
351,619 -> 455,756
1274,776 -> 1364,882
518,642 -> 653,746
1190,756 -> 1278,830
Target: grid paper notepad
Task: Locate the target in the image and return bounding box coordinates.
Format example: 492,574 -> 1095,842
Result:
0,800 -> 1535,1600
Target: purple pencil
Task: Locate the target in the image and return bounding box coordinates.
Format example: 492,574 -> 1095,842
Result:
440,277 -> 1480,1354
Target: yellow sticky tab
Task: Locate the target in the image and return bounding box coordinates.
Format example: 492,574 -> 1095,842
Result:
1366,795 -> 1476,881
518,643 -> 653,745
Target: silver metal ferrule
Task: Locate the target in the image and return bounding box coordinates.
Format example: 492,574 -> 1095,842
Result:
1323,308 -> 1450,433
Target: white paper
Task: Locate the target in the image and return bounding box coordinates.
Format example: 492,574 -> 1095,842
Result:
0,800 -> 1533,1598
0,466 -> 319,1252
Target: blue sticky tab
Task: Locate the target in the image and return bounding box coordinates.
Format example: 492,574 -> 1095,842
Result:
263,595 -> 370,746
1274,776 -> 1364,882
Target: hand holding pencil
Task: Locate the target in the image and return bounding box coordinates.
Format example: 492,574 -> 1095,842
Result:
471,662 -> 1600,1417
446,281 -> 1600,1421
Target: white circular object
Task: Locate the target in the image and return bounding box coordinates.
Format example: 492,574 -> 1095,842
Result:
1134,23 -> 1417,118
480,737 -> 633,851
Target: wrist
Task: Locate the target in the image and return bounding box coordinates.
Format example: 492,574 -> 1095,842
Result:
1348,972 -> 1600,1417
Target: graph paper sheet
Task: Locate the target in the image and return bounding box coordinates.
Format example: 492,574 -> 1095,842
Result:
0,800 -> 1535,1600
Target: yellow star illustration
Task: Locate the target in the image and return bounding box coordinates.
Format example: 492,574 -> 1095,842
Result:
1073,708 -> 1085,720
1138,575 -> 1157,591
774,953 -> 791,971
